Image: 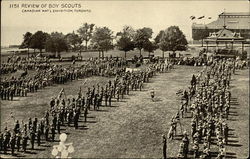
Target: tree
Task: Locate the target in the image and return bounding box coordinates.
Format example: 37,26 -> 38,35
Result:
155,30 -> 165,57
91,27 -> 114,58
45,32 -> 68,57
77,23 -> 95,50
192,26 -> 209,46
159,26 -> 188,58
155,30 -> 164,45
120,25 -> 136,39
30,31 -> 48,53
143,40 -> 157,57
133,27 -> 153,56
117,34 -> 134,58
20,32 -> 32,56
65,31 -> 82,52
159,40 -> 169,58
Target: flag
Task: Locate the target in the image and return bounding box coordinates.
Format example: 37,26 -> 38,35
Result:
197,16 -> 205,19
58,88 -> 65,99
190,16 -> 195,20
82,79 -> 87,85
61,88 -> 65,93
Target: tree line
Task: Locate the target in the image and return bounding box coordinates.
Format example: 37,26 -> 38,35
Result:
20,23 -> 188,58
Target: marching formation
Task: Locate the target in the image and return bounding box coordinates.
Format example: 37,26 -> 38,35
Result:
1,51 -> 247,158
167,58 -> 242,159
0,55 -> 128,101
0,57 -> 174,156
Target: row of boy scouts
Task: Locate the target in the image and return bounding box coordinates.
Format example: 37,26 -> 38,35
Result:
0,59 -> 174,156
0,57 -> 129,101
165,58 -> 238,159
1,55 -> 51,75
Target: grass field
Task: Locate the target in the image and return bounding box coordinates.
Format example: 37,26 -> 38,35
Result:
1,65 -> 248,158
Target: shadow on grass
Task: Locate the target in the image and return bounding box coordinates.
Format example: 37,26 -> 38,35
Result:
9,99 -> 20,101
78,126 -> 89,130
227,139 -> 240,143
226,152 -> 237,158
127,94 -> 136,96
139,89 -> 148,92
230,102 -> 239,105
15,153 -> 26,157
122,97 -> 130,100
229,113 -> 238,117
34,148 -> 46,151
105,105 -> 119,107
117,100 -> 127,103
225,155 -> 237,158
230,97 -> 238,101
228,135 -> 237,138
87,116 -> 96,118
96,109 -> 109,112
228,118 -> 238,121
40,144 -> 51,148
153,98 -> 163,102
78,120 -> 86,123
24,150 -> 37,154
227,143 -> 242,147
85,120 -> 97,123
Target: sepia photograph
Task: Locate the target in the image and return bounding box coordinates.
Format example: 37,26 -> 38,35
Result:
1,0 -> 249,158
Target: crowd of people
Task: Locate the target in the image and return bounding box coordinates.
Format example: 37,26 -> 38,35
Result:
0,57 -> 174,156
0,56 -> 129,101
2,52 -> 246,158
170,54 -> 249,69
0,55 -> 51,75
166,58 -> 241,159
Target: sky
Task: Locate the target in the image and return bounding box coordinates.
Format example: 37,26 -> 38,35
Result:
1,0 -> 249,46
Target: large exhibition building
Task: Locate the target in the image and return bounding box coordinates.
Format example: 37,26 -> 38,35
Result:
192,12 -> 250,41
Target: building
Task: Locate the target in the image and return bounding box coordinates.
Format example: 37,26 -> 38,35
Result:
192,12 -> 250,41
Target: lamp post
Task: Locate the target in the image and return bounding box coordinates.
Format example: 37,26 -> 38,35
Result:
51,133 -> 74,158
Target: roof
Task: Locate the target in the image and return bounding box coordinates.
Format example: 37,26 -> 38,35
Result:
205,28 -> 245,42
192,12 -> 250,30
219,12 -> 250,16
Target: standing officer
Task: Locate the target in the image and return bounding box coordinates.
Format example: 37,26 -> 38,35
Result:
14,120 -> 20,134
162,135 -> 167,159
51,126 -> 55,142
45,125 -> 50,141
10,134 -> 16,156
37,125 -> 42,146
81,97 -> 85,110
108,90 -> 112,106
57,118 -> 61,134
84,107 -> 88,122
73,111 -> 79,129
0,133 -> 3,153
182,131 -> 189,158
30,129 -> 35,150
16,132 -> 22,152
22,132 -> 29,152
